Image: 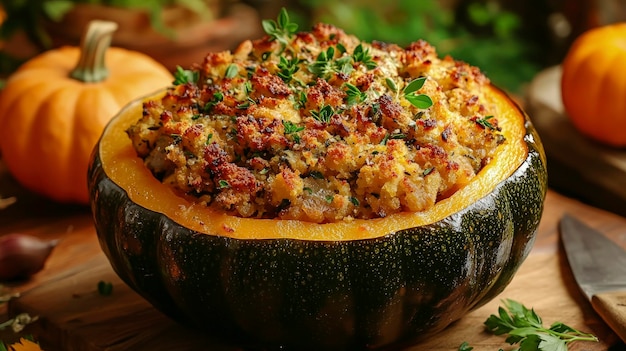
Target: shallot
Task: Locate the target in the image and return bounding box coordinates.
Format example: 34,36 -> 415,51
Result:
0,233 -> 58,281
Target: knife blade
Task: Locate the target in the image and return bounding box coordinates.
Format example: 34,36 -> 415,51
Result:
560,214 -> 626,343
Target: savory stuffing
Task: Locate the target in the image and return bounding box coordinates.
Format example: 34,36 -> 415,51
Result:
126,11 -> 505,223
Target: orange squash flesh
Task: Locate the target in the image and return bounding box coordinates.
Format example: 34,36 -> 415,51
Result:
99,85 -> 528,241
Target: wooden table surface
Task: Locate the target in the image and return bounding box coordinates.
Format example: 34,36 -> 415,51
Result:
2,152 -> 626,351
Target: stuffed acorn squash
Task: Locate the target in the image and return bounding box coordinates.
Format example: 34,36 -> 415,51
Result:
88,10 -> 547,351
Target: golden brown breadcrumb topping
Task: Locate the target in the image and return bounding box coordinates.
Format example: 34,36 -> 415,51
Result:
127,18 -> 505,223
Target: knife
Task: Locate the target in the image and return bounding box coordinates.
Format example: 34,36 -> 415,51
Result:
560,214 -> 626,343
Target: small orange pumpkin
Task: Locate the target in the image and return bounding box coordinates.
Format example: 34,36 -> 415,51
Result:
0,20 -> 173,204
561,23 -> 626,147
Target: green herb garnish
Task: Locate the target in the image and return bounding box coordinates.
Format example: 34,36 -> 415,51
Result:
170,134 -> 182,144
475,115 -> 497,130
335,56 -> 354,76
385,77 -> 398,93
295,91 -> 308,110
380,132 -> 406,145
224,64 -> 239,79
218,180 -> 230,189
403,77 -> 433,109
309,171 -> 324,179
97,281 -> 113,296
262,8 -> 298,48
203,91 -> 224,113
344,83 -> 367,105
173,65 -> 198,85
283,120 -> 305,143
336,42 -> 347,54
311,105 -> 334,124
309,47 -> 354,79
482,299 -> 598,351
422,166 -> 434,176
237,98 -> 255,110
349,196 -> 360,206
352,43 -> 377,70
277,56 -> 301,83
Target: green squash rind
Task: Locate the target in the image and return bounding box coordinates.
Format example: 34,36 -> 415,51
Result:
88,102 -> 547,350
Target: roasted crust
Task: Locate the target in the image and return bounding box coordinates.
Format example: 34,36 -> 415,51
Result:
126,22 -> 505,223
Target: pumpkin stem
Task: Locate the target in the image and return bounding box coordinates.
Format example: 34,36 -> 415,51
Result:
70,20 -> 119,83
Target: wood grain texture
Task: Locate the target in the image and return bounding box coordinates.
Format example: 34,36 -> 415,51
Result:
2,159 -> 626,350
592,291 -> 626,345
526,66 -> 626,219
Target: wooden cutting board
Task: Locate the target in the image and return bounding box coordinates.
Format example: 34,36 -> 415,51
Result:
526,66 -> 626,218
2,188 -> 626,351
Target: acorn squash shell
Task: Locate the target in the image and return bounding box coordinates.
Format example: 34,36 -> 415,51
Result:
88,85 -> 547,350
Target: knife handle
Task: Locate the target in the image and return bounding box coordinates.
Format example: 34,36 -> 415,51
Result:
591,291 -> 626,343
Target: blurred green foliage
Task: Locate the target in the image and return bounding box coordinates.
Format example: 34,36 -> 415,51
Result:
0,0 -> 215,48
295,0 -> 543,93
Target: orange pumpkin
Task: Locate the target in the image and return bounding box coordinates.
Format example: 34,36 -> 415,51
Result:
561,23 -> 626,147
0,20 -> 173,204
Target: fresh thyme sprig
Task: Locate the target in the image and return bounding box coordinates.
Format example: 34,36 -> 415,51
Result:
309,46 -> 353,79
474,115 -> 499,130
352,43 -> 377,70
283,120 -> 305,143
462,299 -> 599,351
380,131 -> 406,145
262,8 -> 298,48
403,77 -> 433,109
295,91 -> 307,110
311,105 -> 334,124
277,56 -> 301,83
344,83 -> 367,105
202,91 -> 224,113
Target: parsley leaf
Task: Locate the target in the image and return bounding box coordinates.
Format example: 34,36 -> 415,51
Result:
482,299 -> 598,351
